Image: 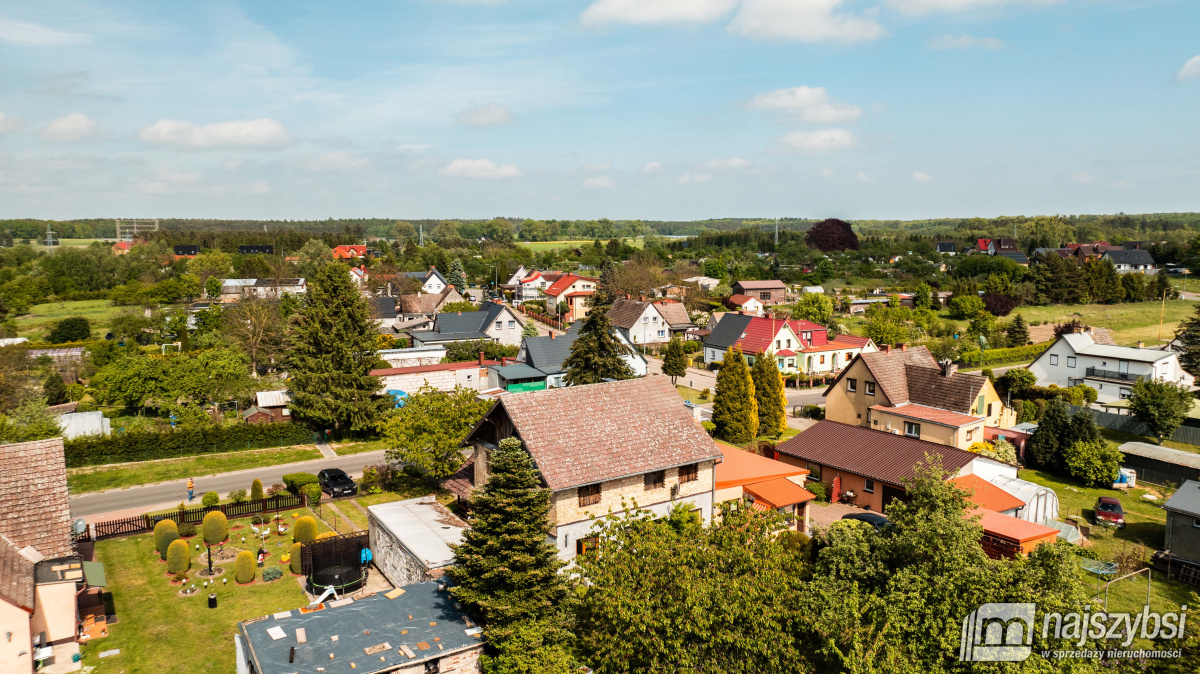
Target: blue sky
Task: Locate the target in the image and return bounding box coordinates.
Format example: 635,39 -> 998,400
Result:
0,0 -> 1197,221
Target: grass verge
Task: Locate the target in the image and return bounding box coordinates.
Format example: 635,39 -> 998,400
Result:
333,437 -> 389,456
67,445 -> 323,494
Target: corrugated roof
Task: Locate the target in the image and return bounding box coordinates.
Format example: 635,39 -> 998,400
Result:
1162,480 -> 1200,517
256,390 -> 292,408
969,507 -> 1060,544
368,496 -> 466,569
469,376 -> 723,491
1117,441 -> 1200,470
774,420 -> 978,486
870,403 -> 981,428
715,446 -> 807,490
950,475 -> 1026,512
743,477 -> 815,508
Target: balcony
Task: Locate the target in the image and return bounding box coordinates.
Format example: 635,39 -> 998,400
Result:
1084,367 -> 1143,384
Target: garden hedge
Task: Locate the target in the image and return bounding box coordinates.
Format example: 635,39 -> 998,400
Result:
282,472 -> 319,493
234,550 -> 256,584
202,511 -> 228,546
158,530 -> 180,561
166,539 -> 190,574
293,516 -> 318,544
153,519 -> 178,555
251,479 -> 264,501
301,483 -> 322,506
315,531 -> 337,541
958,342 -> 1051,368
63,422 -> 312,467
289,542 -> 303,574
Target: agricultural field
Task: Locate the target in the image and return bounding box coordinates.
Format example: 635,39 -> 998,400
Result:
14,299 -> 131,340
1007,299 -> 1197,347
517,237 -> 644,252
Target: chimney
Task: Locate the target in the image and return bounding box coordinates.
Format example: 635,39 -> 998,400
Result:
457,311 -> 462,316
550,332 -> 555,340
943,361 -> 958,378
1137,341 -> 1145,348
479,351 -> 485,366
1073,326 -> 1085,334
899,344 -> 907,352
640,295 -> 645,302
884,344 -> 892,354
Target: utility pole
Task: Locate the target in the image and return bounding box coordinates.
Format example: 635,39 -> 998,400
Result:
43,222 -> 57,249
774,218 -> 779,247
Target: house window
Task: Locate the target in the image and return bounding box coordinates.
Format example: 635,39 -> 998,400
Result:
1050,354 -> 1059,366
508,320 -> 515,329
760,292 -> 771,300
1193,517 -> 1200,529
1120,388 -> 1132,399
987,403 -> 993,417
807,463 -> 822,481
820,355 -> 826,364
776,339 -> 781,349
495,321 -> 502,330
1067,356 -> 1076,368
576,536 -> 598,556
652,316 -> 658,322
966,429 -> 975,441
865,381 -> 876,396
864,479 -> 875,494
845,352 -> 852,361
787,339 -> 792,348
644,471 -> 665,490
678,463 -> 699,483
904,422 -> 920,438
643,317 -> 649,324
578,483 -> 602,507
658,330 -> 665,337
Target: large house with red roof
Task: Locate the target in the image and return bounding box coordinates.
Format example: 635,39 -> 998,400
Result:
542,274 -> 598,321
332,244 -> 367,260
702,314 -> 877,374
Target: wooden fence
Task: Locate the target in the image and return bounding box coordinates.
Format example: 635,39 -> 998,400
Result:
1065,404 -> 1200,446
301,530 -> 369,576
514,304 -> 570,331
73,494 -> 306,543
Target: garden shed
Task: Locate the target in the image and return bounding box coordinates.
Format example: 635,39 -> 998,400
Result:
367,496 -> 466,588
987,475 -> 1059,523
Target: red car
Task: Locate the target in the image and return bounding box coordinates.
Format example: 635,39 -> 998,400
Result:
1095,497 -> 1125,528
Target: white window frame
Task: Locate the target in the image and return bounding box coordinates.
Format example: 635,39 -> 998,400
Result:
904,422 -> 920,438
1050,354 -> 1059,366
847,378 -> 857,393
865,381 -> 876,396
864,479 -> 875,494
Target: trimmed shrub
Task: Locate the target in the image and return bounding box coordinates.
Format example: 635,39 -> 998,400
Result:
282,473 -> 319,493
315,531 -> 337,541
958,342 -> 1051,368
178,523 -> 197,538
158,530 -> 180,561
202,511 -> 228,545
263,567 -> 282,582
153,519 -> 178,555
806,482 -> 828,503
701,421 -> 716,436
699,388 -> 710,400
301,483 -> 322,506
201,491 -> 219,507
229,489 -> 247,503
64,423 -> 312,468
166,539 -> 190,574
293,516 -> 318,544
234,550 -> 256,584
251,479 -> 264,501
289,542 -> 303,574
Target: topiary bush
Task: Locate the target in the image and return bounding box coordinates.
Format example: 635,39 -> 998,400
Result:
251,479 -> 264,501
282,472 -> 319,493
166,539 -> 190,574
263,567 -> 282,582
289,542 -> 303,574
293,516 -> 318,544
178,523 -> 197,538
153,519 -> 178,555
202,511 -> 228,545
301,483 -> 322,506
234,550 -> 256,584
158,530 -> 180,561
315,531 -> 337,541
201,491 -> 219,507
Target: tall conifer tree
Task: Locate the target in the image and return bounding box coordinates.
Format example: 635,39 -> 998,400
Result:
1006,313 -> 1030,346
712,346 -> 758,444
563,261 -> 634,385
448,258 -> 469,294
286,263 -> 389,431
751,351 -> 787,438
662,336 -> 688,385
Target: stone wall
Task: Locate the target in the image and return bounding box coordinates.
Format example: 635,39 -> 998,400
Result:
368,512 -> 434,588
550,460 -> 715,527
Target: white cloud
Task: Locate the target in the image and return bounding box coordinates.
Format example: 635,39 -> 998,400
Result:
0,112 -> 24,133
777,128 -> 857,153
911,171 -> 932,182
40,113 -> 99,142
439,158 -> 522,179
291,150 -> 371,173
1178,55 -> 1200,82
222,158 -> 251,172
0,16 -> 89,45
700,157 -> 751,171
676,173 -> 712,185
747,86 -> 862,123
888,0 -> 1060,15
583,175 -> 617,189
729,0 -> 886,43
582,162 -> 613,172
1070,172 -> 1096,185
139,118 -> 293,150
456,103 -> 514,127
641,161 -> 664,174
929,34 -> 1004,50
854,171 -> 873,183
134,181 -> 170,195
582,0 -> 738,26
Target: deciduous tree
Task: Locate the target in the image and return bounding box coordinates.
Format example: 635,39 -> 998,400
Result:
1129,378 -> 1194,443
382,385 -> 493,480
792,292 -> 833,324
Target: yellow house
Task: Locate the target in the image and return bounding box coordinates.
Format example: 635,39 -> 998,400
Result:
823,345 -> 1016,450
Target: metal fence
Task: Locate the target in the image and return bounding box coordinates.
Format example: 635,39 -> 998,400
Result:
1065,404 -> 1200,446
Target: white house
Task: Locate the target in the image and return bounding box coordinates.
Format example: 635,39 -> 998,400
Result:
400,267 -> 448,294
516,271 -> 557,303
725,295 -> 764,316
683,276 -> 721,291
1027,329 -> 1195,403
408,301 -> 528,348
504,265 -> 530,286
607,297 -> 671,346
1101,249 -> 1157,274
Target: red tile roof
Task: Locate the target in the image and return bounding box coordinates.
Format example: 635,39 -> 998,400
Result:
870,403 -> 981,428
774,420 -> 979,486
0,536 -> 34,611
0,438 -> 73,560
727,294 -> 758,307
733,280 -> 786,290
831,334 -> 871,348
950,475 -> 1026,513
333,245 -> 367,258
715,446 -> 807,490
545,274 -> 596,297
776,349 -> 796,357
968,507 -> 1059,543
743,477 -> 816,508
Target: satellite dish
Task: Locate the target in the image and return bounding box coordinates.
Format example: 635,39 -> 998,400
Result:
72,519 -> 87,535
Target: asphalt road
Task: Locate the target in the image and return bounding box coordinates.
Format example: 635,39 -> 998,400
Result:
68,450 -> 387,519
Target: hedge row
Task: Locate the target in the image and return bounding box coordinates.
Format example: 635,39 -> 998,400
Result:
958,342 -> 1051,367
64,422 -> 313,467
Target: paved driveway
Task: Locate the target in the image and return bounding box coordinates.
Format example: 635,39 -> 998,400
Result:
807,502 -> 866,531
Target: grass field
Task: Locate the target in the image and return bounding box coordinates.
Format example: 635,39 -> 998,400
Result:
1006,300 -> 1196,347
67,445 -> 324,494
333,437 -> 389,456
517,238 -> 645,252
14,299 -> 132,340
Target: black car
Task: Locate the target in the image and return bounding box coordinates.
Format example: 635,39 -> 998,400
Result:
318,468 -> 358,497
841,512 -> 890,532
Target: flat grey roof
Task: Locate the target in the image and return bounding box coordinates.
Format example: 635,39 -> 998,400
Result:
238,582 -> 479,674
1163,480 -> 1200,517
1117,442 -> 1200,470
489,363 -> 547,380
367,497 -> 465,570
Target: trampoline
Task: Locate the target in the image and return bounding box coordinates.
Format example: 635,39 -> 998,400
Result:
305,533 -> 370,595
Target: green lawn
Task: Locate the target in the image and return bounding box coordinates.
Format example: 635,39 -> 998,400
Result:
15,299 -> 132,340
674,385 -> 711,405
517,238 -> 644,252
333,437 -> 389,456
1007,300 -> 1197,347
82,530 -> 309,672
67,446 -> 324,494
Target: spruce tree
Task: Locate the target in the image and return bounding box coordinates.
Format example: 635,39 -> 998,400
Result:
286,263 -> 390,431
662,337 -> 688,385
751,351 -> 787,438
521,319 -> 540,340
712,347 -> 758,444
1006,313 -> 1029,346
449,438 -> 568,641
448,258 -> 469,294
562,279 -> 633,386
1175,304 -> 1200,377
1026,397 -> 1068,469
42,369 -> 68,405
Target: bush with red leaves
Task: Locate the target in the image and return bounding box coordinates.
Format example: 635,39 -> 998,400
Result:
805,218 -> 859,252
981,293 -> 1016,316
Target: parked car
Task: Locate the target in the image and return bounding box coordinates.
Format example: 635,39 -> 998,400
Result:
318,468 -> 358,497
1094,497 -> 1125,528
841,512 -> 890,532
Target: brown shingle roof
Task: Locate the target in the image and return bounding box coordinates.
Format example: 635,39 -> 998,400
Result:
856,346 -> 938,405
904,364 -> 987,414
774,420 -> 978,486
0,438 -> 73,560
398,287 -> 460,314
652,301 -> 693,327
0,535 -> 35,611
441,456 -> 476,502
733,280 -> 786,290
478,376 -> 723,491
607,297 -> 655,330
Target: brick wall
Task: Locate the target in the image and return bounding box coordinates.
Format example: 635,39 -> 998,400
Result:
550,460 -> 715,526
368,512 -> 436,588
394,644 -> 483,673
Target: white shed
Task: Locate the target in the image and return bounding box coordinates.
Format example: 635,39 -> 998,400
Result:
988,475 -> 1059,523
367,496 -> 467,588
